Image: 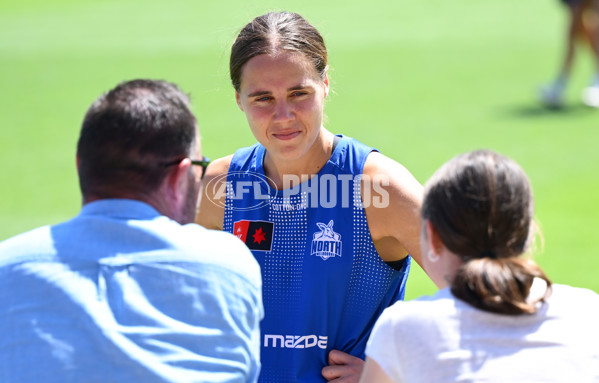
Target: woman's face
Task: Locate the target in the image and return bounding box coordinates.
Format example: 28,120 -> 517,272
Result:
235,51 -> 329,163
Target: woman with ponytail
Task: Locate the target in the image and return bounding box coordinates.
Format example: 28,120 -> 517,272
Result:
359,149 -> 599,383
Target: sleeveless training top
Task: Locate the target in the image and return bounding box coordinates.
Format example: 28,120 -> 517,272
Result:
223,135 -> 410,383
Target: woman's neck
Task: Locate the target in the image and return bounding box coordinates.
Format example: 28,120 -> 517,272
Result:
263,129 -> 335,189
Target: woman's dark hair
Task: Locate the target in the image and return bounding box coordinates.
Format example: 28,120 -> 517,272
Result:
77,79 -> 197,200
422,150 -> 552,315
230,11 -> 328,91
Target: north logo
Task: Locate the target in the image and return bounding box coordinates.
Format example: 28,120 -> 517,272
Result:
310,220 -> 342,260
233,220 -> 274,251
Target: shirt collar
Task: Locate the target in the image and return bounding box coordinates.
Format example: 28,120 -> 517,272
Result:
79,199 -> 162,220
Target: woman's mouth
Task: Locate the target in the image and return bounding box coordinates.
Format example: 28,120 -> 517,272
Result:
273,131 -> 300,141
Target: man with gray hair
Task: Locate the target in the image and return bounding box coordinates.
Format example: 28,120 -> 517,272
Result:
0,79 -> 263,383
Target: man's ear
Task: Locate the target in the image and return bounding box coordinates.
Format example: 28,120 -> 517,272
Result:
165,158 -> 192,203
235,91 -> 244,111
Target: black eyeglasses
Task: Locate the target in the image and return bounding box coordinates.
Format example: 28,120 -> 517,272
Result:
163,157 -> 211,178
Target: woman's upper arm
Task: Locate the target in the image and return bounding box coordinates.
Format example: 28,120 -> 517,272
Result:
362,152 -> 424,267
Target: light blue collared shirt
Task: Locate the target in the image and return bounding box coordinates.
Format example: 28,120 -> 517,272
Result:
0,199 -> 263,383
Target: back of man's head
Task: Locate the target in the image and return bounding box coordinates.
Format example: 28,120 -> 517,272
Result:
77,79 -> 197,202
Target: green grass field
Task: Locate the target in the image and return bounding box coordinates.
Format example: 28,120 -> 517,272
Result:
1,0 -> 598,299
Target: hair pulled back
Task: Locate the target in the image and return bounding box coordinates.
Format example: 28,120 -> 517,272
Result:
422,150 -> 552,315
230,11 -> 328,92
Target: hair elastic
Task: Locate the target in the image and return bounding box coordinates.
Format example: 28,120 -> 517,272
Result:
479,249 -> 498,259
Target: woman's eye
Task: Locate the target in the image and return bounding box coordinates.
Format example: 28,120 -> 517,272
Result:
292,91 -> 307,97
256,96 -> 272,102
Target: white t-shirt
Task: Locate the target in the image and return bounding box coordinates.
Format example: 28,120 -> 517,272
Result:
365,284 -> 599,383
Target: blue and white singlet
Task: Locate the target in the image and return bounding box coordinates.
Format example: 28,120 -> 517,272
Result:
223,135 -> 410,382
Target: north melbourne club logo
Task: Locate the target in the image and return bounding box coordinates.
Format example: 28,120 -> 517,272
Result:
233,220 -> 274,251
311,220 -> 342,260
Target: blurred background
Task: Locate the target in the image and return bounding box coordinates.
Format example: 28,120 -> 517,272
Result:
1,0 -> 597,299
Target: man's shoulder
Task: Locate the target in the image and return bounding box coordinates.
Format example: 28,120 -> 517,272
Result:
168,224 -> 262,286
0,225 -> 55,266
177,223 -> 246,251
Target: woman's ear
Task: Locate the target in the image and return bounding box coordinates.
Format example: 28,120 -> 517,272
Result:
235,91 -> 244,111
323,67 -> 330,98
426,220 -> 445,257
